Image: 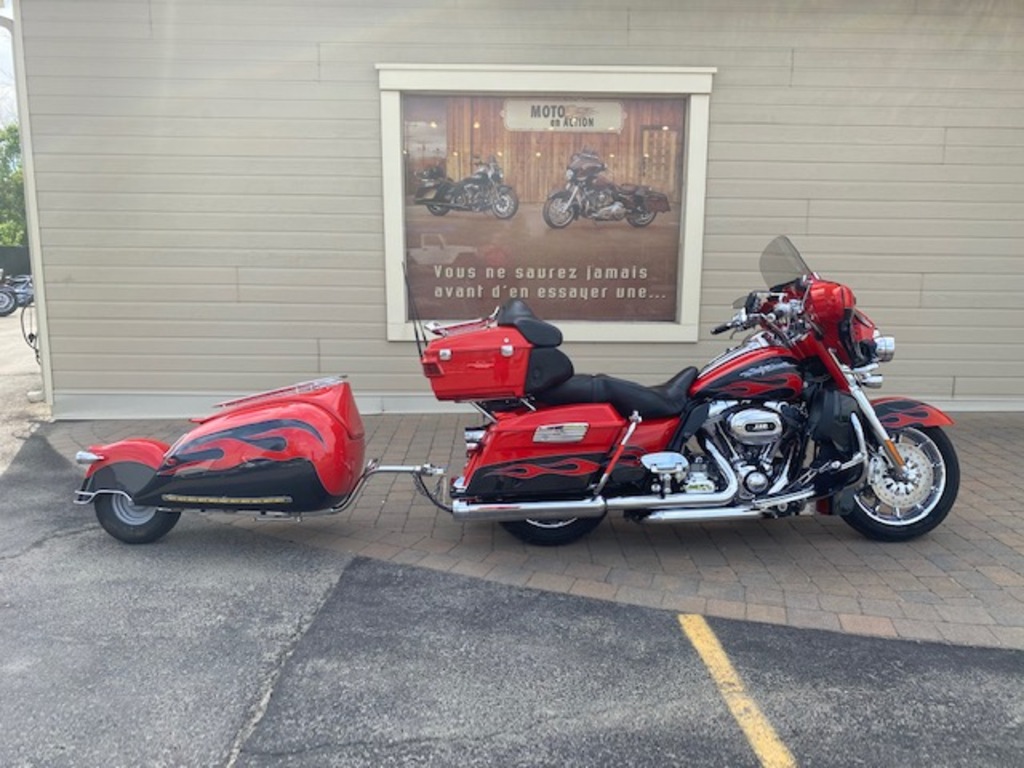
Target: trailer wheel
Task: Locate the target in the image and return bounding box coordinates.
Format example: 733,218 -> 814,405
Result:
95,494 -> 181,544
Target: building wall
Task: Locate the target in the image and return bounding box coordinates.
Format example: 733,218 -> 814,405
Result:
19,0 -> 1024,417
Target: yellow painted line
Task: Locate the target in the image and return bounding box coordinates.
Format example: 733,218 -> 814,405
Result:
678,614 -> 797,768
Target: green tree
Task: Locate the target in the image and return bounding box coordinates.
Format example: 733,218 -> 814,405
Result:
0,123 -> 26,245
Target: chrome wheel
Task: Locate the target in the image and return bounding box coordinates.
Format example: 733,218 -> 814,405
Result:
525,517 -> 579,529
542,193 -> 575,228
856,429 -> 944,526
109,494 -> 159,526
843,426 -> 959,542
491,188 -> 519,219
626,210 -> 656,228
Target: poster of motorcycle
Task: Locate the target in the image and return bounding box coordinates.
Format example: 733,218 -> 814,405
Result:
402,94 -> 686,323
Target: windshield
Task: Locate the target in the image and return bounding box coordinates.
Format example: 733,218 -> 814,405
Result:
759,235 -> 815,290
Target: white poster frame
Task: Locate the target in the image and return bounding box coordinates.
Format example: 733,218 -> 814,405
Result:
378,64 -> 715,343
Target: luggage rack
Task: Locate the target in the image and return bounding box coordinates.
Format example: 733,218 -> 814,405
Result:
213,376 -> 347,409
424,307 -> 499,337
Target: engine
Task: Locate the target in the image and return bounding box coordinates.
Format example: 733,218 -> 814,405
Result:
717,402 -> 802,498
461,182 -> 482,206
586,188 -> 626,220
630,402 -> 807,503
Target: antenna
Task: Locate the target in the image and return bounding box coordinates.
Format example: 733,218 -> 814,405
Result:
403,261 -> 426,357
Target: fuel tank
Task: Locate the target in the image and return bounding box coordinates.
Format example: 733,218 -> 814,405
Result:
132,378 -> 366,512
691,339 -> 803,401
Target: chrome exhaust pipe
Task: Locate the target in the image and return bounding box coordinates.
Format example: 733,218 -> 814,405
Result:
639,506 -> 762,524
450,496 -> 607,523
450,442 -> 742,524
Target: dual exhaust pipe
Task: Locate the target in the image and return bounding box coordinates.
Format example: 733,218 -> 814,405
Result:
449,443 -> 766,525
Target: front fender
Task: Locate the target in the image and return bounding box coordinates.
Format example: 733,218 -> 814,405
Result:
871,397 -> 954,430
75,439 -> 171,504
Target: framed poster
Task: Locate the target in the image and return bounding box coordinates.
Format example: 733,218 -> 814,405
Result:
378,65 -> 715,343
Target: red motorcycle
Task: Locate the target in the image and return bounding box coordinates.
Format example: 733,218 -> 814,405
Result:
75,236 -> 959,547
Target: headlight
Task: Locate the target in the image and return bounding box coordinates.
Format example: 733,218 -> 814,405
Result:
564,169 -> 573,181
874,333 -> 895,362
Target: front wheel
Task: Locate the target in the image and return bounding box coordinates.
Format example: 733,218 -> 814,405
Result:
842,426 -> 959,542
500,515 -> 605,546
95,493 -> 181,544
542,192 -> 576,229
491,187 -> 519,219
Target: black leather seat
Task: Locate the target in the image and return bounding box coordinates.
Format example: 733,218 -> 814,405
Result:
493,300 -> 695,416
537,367 -> 698,419
495,299 -> 563,348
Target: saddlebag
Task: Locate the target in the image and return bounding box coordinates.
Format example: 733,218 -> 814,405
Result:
643,191 -> 671,213
459,404 -> 625,501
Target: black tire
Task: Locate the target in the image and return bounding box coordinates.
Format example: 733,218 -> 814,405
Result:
842,426 -> 959,542
0,287 -> 17,317
626,210 -> 656,228
500,515 -> 605,546
95,493 -> 181,544
491,187 -> 519,219
542,192 -> 576,229
426,204 -> 448,216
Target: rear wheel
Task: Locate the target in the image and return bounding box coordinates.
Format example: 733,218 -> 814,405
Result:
626,210 -> 656,227
500,515 -> 605,546
842,426 -> 959,542
95,493 -> 181,544
426,204 -> 448,216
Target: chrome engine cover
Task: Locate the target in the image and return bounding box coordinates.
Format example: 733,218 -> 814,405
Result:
727,407 -> 783,446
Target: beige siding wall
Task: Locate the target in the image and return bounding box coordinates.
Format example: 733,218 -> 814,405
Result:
19,0 -> 1024,415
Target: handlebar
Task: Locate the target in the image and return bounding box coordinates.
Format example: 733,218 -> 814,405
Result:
710,296 -> 805,340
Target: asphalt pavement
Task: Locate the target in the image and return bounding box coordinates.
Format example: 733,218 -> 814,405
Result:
2,316 -> 1023,766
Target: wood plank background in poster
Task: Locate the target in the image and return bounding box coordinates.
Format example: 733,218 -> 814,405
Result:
408,97 -> 686,204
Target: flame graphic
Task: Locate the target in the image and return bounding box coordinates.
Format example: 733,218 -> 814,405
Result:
720,374 -> 800,399
488,458 -> 601,480
874,399 -> 947,430
162,420 -> 324,475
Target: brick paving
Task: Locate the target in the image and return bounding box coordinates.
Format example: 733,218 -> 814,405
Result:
49,412 -> 1024,650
